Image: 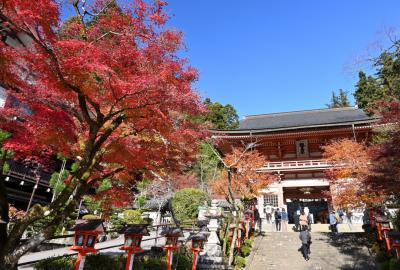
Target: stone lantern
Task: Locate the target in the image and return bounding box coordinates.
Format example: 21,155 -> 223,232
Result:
69,219 -> 104,270
189,233 -> 207,270
119,224 -> 150,270
161,227 -> 183,270
388,232 -> 400,260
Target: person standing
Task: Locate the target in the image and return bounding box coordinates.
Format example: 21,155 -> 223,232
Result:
254,206 -> 262,234
294,210 -> 300,232
329,210 -> 338,234
281,208 -> 288,232
274,208 -> 281,231
346,207 -> 353,231
299,226 -> 311,261
265,205 -> 272,224
299,210 -> 308,231
307,211 -> 312,231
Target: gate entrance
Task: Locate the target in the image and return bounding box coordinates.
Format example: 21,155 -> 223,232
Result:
283,186 -> 330,224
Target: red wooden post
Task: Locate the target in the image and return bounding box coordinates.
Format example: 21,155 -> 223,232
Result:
192,250 -> 199,270
69,220 -> 104,270
369,207 -> 375,228
377,223 -> 383,241
125,251 -> 134,270
189,233 -> 207,270
75,252 -> 86,270
120,224 -> 150,270
166,249 -> 172,270
162,227 -> 182,270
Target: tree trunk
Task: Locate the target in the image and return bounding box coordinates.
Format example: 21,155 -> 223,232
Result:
227,168 -> 240,266
0,150 -> 9,267
222,218 -> 230,256
228,213 -> 241,266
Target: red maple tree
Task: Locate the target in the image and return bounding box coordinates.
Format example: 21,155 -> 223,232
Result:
322,138 -> 384,208
210,147 -> 275,200
0,0 -> 204,267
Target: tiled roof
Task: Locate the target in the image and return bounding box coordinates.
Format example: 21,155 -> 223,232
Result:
224,107 -> 376,133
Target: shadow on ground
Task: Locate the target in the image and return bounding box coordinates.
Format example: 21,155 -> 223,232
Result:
313,232 -> 377,270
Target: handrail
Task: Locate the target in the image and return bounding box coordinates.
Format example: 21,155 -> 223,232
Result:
258,159 -> 333,172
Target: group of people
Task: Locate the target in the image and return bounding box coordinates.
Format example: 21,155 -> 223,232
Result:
293,208 -> 313,232
269,207 -> 289,231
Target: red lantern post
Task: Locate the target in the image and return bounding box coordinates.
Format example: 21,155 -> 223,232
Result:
244,210 -> 253,239
69,219 -> 104,270
228,222 -> 245,249
376,217 -> 392,254
120,224 -> 150,270
189,233 -> 207,270
161,227 -> 183,270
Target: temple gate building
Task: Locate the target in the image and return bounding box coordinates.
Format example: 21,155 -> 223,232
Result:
212,107 -> 376,224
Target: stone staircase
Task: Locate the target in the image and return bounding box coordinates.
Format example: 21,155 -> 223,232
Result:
262,221 -> 364,233
246,232 -> 377,270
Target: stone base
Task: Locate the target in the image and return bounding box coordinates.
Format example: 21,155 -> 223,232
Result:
197,246 -> 226,269
197,256 -> 226,269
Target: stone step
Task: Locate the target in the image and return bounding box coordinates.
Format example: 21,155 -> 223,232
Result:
261,222 -> 364,232
246,232 -> 377,270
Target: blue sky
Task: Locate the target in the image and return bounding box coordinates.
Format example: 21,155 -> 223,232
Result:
62,1 -> 400,117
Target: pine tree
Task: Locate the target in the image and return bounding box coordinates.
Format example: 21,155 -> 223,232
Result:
327,89 -> 351,108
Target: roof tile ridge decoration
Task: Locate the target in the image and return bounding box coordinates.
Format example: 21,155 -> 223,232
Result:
243,106 -> 358,120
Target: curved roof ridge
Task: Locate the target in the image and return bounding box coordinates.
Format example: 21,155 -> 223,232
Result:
244,106 -> 357,120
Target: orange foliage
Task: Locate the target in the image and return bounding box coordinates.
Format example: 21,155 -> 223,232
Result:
322,138 -> 384,207
210,147 -> 276,199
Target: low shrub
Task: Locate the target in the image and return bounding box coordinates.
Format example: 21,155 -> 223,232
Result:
234,255 -> 246,269
82,214 -> 101,220
380,257 -> 400,270
240,245 -> 252,257
34,250 -> 192,270
35,254 -> 125,270
123,209 -> 143,224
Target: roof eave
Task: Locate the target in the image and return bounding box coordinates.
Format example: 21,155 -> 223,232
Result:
210,119 -> 378,135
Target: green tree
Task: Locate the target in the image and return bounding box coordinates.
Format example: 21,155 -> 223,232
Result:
327,89 -> 351,108
171,188 -> 209,222
354,71 -> 387,110
192,141 -> 222,190
201,98 -> 239,130
354,44 -> 400,110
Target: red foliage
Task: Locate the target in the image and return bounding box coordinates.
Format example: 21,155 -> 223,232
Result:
366,101 -> 400,195
322,138 -> 384,207
210,147 -> 276,199
0,0 -> 205,205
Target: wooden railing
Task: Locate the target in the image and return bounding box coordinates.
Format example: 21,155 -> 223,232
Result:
258,159 -> 332,172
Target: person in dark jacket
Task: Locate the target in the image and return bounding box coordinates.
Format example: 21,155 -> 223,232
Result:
254,206 -> 262,234
274,208 -> 281,231
299,226 -> 311,261
293,210 -> 300,232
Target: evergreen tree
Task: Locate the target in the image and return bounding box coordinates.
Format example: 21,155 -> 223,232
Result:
354,43 -> 400,110
327,89 -> 351,108
201,98 -> 239,130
